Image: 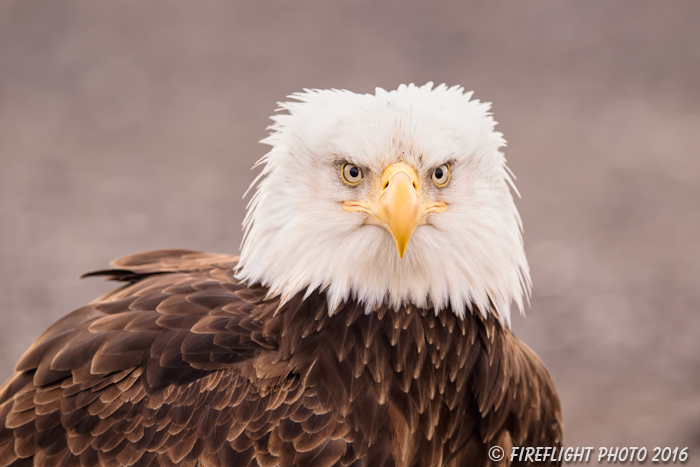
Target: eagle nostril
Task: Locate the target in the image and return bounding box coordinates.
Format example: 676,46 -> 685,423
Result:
383,181 -> 390,190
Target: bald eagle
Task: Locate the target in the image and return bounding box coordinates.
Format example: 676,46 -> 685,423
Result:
0,83 -> 562,467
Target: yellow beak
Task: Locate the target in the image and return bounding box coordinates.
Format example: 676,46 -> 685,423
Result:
342,162 -> 447,259
376,165 -> 422,258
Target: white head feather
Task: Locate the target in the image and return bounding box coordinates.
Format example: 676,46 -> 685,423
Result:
236,83 -> 530,327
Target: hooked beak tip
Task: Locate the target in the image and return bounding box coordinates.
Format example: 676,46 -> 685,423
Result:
397,243 -> 407,259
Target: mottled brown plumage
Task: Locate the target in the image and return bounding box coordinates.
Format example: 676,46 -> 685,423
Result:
0,250 -> 561,467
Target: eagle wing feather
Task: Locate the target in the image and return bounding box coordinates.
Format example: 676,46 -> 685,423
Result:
0,250 -> 350,467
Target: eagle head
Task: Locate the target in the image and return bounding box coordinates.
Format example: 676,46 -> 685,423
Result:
236,83 -> 530,326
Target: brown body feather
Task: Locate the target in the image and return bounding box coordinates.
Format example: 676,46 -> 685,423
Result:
0,250 -> 562,467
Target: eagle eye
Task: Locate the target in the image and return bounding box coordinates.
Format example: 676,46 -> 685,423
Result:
342,163 -> 363,185
431,164 -> 450,187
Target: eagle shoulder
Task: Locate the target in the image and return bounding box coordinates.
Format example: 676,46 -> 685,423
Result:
0,250 -> 333,467
472,321 -> 563,466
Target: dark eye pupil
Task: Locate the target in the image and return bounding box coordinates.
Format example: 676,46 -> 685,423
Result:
435,167 -> 444,179
349,167 -> 359,178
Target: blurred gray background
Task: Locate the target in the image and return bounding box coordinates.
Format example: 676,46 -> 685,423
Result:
1,0 -> 699,451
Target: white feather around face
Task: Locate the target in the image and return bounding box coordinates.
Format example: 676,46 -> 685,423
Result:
236,83 -> 530,327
